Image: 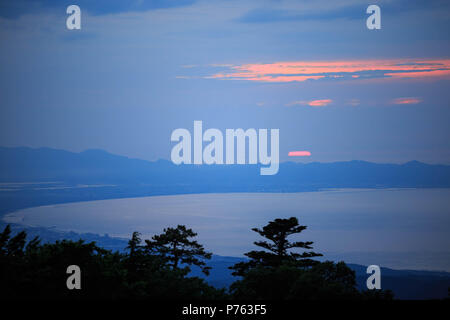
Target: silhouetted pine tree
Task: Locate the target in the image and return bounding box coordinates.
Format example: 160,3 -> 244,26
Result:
0,225 -> 224,300
230,217 -> 322,276
145,225 -> 212,275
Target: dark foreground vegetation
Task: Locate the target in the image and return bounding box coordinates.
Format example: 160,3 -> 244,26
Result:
0,217 -> 394,300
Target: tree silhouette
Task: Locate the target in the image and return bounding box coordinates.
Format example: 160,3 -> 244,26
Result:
145,225 -> 212,275
0,225 -> 223,300
124,231 -> 161,289
0,223 -> 396,300
127,231 -> 142,257
230,217 -> 322,276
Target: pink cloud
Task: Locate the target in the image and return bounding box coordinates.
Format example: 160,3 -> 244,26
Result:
288,151 -> 311,157
206,59 -> 450,83
287,99 -> 333,107
392,97 -> 422,105
385,69 -> 450,79
308,99 -> 332,107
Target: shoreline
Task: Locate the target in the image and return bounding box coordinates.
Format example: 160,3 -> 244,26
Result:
2,188 -> 449,272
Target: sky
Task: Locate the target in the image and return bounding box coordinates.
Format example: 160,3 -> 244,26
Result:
1,0 -> 450,164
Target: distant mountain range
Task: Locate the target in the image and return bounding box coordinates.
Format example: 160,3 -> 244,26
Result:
1,147 -> 450,300
1,146 -> 450,191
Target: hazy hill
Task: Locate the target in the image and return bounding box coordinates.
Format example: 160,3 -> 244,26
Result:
1,146 -> 450,190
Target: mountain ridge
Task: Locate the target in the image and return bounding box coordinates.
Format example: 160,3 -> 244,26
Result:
1,146 -> 450,190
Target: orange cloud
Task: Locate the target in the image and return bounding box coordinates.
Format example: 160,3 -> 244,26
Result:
392,97 -> 422,105
207,59 -> 450,83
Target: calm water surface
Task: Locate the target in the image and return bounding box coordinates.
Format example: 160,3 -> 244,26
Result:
4,189 -> 450,271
